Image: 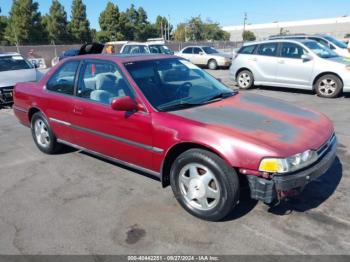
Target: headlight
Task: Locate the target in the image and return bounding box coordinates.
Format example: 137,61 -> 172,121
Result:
259,150 -> 318,173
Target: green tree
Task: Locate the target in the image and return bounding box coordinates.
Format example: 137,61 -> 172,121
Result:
46,0 -> 69,44
69,0 -> 91,43
174,23 -> 186,42
99,2 -> 121,41
242,30 -> 256,41
5,0 -> 47,45
186,16 -> 205,41
203,21 -> 230,41
0,7 -> 8,44
345,33 -> 350,38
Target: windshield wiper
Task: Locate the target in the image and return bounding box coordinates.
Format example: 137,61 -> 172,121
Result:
201,91 -> 238,104
158,101 -> 202,112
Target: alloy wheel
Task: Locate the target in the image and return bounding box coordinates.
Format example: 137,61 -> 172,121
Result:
34,119 -> 50,148
318,78 -> 337,96
178,163 -> 220,211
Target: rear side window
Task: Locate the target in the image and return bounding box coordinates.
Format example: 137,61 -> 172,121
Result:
281,43 -> 306,59
182,47 -> 193,54
257,43 -> 278,56
46,61 -> 80,95
0,55 -> 32,72
239,45 -> 256,54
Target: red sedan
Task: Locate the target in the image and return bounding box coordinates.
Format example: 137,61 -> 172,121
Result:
13,54 -> 337,221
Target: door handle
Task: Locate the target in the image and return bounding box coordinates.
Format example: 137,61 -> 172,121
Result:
73,105 -> 84,115
251,57 -> 258,61
278,60 -> 285,64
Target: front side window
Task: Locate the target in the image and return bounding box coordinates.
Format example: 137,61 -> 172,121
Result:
257,43 -> 278,56
46,61 -> 80,95
281,43 -> 306,59
77,61 -> 133,105
304,41 -> 338,59
323,36 -> 348,49
0,55 -> 33,72
124,58 -> 235,111
193,47 -> 202,54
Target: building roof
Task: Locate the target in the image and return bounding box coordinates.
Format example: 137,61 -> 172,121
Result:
223,16 -> 350,31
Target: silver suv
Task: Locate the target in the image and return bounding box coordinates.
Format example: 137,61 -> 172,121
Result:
230,39 -> 350,98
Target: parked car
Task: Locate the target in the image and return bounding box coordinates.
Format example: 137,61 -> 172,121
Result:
176,46 -> 232,70
269,34 -> 350,57
0,52 -> 39,106
13,55 -> 337,221
230,39 -> 350,98
120,42 -> 174,55
52,43 -> 105,66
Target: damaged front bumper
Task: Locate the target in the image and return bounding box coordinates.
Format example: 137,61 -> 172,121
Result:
0,86 -> 14,105
247,135 -> 337,204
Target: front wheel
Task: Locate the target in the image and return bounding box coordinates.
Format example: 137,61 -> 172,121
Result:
208,59 -> 218,70
31,112 -> 61,154
314,74 -> 342,98
170,149 -> 240,221
236,70 -> 254,89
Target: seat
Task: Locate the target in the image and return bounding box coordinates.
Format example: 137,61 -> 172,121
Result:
90,74 -> 119,104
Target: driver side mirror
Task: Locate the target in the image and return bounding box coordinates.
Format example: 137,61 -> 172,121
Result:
301,54 -> 313,62
111,96 -> 138,112
199,51 -> 204,55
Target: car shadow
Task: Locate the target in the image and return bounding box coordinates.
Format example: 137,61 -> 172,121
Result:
267,157 -> 343,215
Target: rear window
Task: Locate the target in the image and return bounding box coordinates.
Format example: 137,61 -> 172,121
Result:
0,55 -> 32,72
239,45 -> 256,54
257,43 -> 278,56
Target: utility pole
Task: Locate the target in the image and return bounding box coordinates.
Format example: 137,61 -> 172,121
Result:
243,12 -> 247,42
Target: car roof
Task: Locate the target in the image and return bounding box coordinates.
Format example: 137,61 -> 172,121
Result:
242,39 -> 315,46
0,52 -> 21,57
64,54 -> 178,63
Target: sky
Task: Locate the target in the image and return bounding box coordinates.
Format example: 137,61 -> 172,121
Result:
1,0 -> 349,30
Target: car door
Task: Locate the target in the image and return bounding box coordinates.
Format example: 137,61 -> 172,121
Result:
179,47 -> 193,61
275,42 -> 314,88
70,59 -> 154,170
253,42 -> 279,83
44,60 -> 81,143
192,47 -> 206,65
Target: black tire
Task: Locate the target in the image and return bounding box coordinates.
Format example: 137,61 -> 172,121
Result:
314,74 -> 342,98
31,112 -> 61,154
170,149 -> 240,221
236,70 -> 254,89
208,59 -> 218,70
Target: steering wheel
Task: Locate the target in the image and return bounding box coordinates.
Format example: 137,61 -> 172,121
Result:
175,82 -> 192,98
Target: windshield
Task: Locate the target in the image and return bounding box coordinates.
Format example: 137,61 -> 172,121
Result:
124,58 -> 235,111
202,46 -> 219,54
304,41 -> 339,58
0,55 -> 33,72
323,36 -> 348,49
149,45 -> 172,54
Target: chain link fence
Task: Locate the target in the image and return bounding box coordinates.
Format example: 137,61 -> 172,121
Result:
0,41 -> 243,67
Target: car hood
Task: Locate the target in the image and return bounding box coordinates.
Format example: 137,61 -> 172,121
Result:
0,69 -> 37,88
326,56 -> 350,65
169,92 -> 333,156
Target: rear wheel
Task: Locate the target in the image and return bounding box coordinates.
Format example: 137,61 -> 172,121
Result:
314,74 -> 342,98
170,149 -> 240,221
237,70 -> 254,89
31,112 -> 61,154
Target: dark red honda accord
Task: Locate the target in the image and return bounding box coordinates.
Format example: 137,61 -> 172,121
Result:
13,54 -> 337,221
